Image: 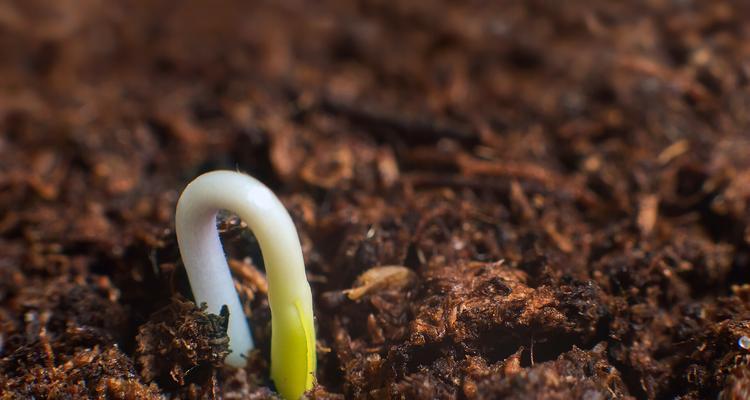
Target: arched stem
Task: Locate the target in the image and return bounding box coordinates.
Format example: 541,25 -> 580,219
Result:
175,170 -> 315,399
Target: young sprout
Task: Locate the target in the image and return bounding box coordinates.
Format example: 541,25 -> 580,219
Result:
175,170 -> 315,399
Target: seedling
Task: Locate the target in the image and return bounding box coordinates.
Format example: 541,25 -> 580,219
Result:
175,170 -> 315,399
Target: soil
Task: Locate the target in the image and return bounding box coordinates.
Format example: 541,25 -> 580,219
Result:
1,1 -> 750,399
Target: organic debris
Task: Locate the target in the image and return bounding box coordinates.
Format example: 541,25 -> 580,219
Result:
136,297 -> 230,389
1,0 -> 750,398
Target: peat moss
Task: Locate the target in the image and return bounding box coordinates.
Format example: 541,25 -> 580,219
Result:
1,0 -> 750,399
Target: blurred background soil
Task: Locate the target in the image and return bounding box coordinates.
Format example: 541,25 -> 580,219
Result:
1,0 -> 750,399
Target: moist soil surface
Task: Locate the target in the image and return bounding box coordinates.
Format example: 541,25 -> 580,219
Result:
1,1 -> 750,399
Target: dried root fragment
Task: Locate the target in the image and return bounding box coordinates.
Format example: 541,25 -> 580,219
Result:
344,265 -> 417,301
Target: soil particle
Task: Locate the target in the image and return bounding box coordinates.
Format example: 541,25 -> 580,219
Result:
0,277 -> 156,399
472,344 -> 630,400
1,344 -> 162,399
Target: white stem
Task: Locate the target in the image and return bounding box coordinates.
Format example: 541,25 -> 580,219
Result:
175,170 -> 312,370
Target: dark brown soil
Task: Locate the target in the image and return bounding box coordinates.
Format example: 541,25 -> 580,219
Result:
1,1 -> 750,399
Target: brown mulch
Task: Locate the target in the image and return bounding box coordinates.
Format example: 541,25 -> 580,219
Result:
1,1 -> 750,399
